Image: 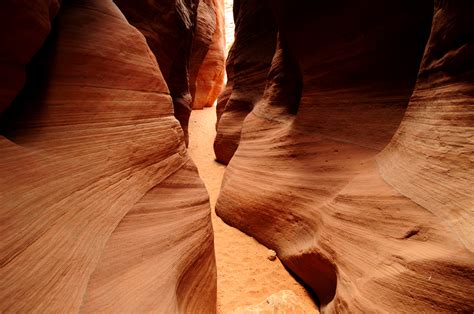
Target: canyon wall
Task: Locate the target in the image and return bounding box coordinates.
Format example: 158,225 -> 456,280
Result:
0,0 -> 60,113
0,0 -> 216,312
376,0 -> 474,252
216,0 -> 474,312
190,0 -> 226,109
114,0 -> 197,144
115,0 -> 225,143
214,0 -> 277,164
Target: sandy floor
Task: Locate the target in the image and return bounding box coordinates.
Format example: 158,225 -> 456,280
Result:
187,107 -> 318,313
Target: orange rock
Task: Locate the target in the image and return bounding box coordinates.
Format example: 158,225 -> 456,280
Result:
0,0 -> 60,113
114,0 -> 199,145
214,0 -> 277,164
215,0 -> 474,312
377,0 -> 474,252
190,0 -> 226,110
0,0 -> 215,312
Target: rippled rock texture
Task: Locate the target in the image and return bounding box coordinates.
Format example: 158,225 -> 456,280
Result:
0,0 -> 216,312
190,0 -> 226,110
0,0 -> 60,113
214,0 -> 277,164
216,0 -> 474,312
114,0 -> 197,144
115,0 -> 225,143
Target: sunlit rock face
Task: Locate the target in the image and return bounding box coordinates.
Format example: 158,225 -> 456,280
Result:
214,0 -> 277,164
0,0 -> 216,312
190,0 -> 226,110
224,0 -> 235,53
215,0 -> 474,312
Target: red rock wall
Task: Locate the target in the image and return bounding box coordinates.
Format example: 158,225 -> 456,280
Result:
0,0 -> 60,113
214,0 -> 277,164
216,0 -> 474,311
114,0 -> 225,141
0,0 -> 216,312
114,0 -> 198,145
189,0 -> 217,109
377,0 -> 474,252
190,0 -> 226,110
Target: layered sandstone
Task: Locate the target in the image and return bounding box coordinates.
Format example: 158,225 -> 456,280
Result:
216,0 -> 474,312
377,0 -> 474,252
0,0 -> 216,312
115,0 -> 225,142
114,0 -> 198,144
0,0 -> 60,113
214,0 -> 277,164
190,0 -> 226,109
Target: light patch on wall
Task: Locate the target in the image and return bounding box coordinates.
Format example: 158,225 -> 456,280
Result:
224,0 -> 234,54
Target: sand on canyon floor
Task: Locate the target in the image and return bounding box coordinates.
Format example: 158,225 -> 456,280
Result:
188,106 -> 318,313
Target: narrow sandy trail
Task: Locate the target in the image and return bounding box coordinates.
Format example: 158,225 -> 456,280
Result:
187,106 -> 317,313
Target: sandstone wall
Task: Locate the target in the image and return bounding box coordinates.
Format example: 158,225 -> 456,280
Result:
214,0 -> 277,164
115,0 -> 225,143
0,0 -> 60,113
0,0 -> 216,312
190,0 -> 226,110
114,0 -> 198,144
215,0 -> 474,311
377,0 -> 474,252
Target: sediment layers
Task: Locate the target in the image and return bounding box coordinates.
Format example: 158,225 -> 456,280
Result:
215,1 -> 474,311
0,0 -> 216,312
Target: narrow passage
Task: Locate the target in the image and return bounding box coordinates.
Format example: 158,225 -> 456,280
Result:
187,106 -> 318,313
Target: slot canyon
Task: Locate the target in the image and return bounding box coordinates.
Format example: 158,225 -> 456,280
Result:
0,0 -> 473,312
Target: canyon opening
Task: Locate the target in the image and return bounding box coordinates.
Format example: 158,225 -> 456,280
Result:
0,0 -> 473,313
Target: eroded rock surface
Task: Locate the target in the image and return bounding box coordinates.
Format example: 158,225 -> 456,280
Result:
0,0 -> 60,113
190,0 -> 226,110
216,0 -> 474,312
0,0 -> 216,312
115,0 -> 225,143
377,0 -> 474,252
114,0 -> 198,144
214,0 -> 277,164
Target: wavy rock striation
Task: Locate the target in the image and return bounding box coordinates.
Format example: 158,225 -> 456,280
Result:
0,0 -> 216,312
377,0 -> 474,252
190,0 -> 226,110
115,0 -> 225,143
216,0 -> 474,312
214,0 -> 277,164
0,0 -> 60,113
114,0 -> 198,145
